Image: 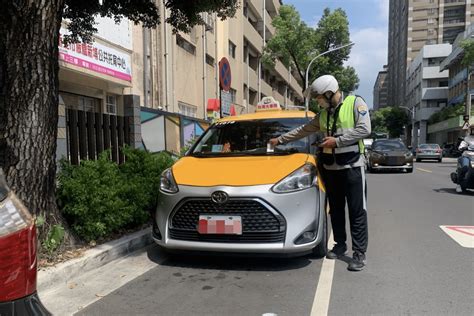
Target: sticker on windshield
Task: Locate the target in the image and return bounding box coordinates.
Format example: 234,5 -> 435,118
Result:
212,145 -> 223,152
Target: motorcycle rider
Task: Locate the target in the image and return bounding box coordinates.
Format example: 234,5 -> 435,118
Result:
456,126 -> 474,193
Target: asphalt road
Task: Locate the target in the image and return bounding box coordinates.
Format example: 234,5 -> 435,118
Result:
48,159 -> 474,316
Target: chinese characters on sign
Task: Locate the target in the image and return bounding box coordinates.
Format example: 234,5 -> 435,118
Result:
58,29 -> 132,82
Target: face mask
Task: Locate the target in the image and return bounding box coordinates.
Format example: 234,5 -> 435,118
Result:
316,94 -> 332,109
318,99 -> 330,109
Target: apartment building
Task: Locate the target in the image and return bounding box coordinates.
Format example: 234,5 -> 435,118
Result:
134,0 -> 303,118
373,65 -> 389,110
406,44 -> 451,147
440,24 -> 474,107
428,24 -> 474,144
387,0 -> 473,107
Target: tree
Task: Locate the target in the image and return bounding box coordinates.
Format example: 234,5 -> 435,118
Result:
371,107 -> 409,138
460,39 -> 474,67
0,0 -> 238,241
263,6 -> 359,94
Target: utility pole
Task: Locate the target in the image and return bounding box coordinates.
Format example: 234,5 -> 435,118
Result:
400,106 -> 415,147
466,66 -> 472,135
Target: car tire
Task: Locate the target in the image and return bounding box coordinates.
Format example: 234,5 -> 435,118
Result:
416,158 -> 421,162
312,211 -> 328,258
407,168 -> 413,173
438,158 -> 442,163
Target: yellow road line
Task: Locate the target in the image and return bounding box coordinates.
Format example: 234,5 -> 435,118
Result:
416,167 -> 433,173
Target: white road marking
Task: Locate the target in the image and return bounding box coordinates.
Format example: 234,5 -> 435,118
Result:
40,246 -> 161,315
311,232 -> 335,316
416,167 -> 433,173
440,225 -> 474,248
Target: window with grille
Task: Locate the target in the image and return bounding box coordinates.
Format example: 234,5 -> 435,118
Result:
178,102 -> 197,118
206,54 -> 215,66
229,41 -> 236,59
106,95 -> 117,114
177,35 -> 196,55
230,88 -> 237,103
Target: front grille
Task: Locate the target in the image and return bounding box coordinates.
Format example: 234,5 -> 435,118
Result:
169,199 -> 286,243
384,156 -> 406,166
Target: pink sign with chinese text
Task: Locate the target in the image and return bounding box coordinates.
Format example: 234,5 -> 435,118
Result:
58,29 -> 132,82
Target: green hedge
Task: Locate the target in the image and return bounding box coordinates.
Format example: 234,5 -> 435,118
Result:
57,148 -> 174,242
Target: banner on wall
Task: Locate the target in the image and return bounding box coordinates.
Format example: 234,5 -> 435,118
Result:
59,28 -> 132,82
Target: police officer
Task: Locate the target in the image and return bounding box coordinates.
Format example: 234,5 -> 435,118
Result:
269,75 -> 371,271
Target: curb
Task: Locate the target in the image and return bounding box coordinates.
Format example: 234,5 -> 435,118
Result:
38,227 -> 153,293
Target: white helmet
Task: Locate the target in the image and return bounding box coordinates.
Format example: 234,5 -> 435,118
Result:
304,75 -> 339,98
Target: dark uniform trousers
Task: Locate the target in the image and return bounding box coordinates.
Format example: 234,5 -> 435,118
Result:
321,166 -> 368,253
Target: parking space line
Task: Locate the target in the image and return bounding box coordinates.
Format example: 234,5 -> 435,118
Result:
310,232 -> 335,316
416,167 -> 432,173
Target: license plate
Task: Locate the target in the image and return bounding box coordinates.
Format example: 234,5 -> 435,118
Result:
198,215 -> 242,235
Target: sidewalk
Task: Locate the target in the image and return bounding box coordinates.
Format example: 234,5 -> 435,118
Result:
38,227 -> 153,293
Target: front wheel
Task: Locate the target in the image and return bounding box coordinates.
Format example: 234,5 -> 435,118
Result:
407,168 -> 413,173
312,211 -> 328,258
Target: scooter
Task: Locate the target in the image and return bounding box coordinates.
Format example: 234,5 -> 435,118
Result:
451,145 -> 474,193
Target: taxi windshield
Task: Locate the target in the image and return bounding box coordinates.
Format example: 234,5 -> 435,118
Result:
189,118 -> 310,157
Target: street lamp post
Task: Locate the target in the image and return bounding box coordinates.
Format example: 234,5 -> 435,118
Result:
400,106 -> 415,147
466,66 -> 472,135
304,42 -> 355,111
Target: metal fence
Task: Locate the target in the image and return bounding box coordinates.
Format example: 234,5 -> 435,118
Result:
66,109 -> 131,165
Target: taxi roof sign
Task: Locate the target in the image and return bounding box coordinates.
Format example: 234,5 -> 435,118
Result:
256,97 -> 281,111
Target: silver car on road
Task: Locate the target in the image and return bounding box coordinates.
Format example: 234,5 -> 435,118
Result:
416,143 -> 443,162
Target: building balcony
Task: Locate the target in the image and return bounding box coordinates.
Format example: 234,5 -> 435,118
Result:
266,0 -> 280,16
265,10 -> 275,37
244,19 -> 263,54
261,79 -> 273,97
415,107 -> 442,121
422,87 -> 449,100
422,66 -> 449,80
444,0 -> 466,6
449,68 -> 468,87
248,68 -> 258,92
247,0 -> 263,19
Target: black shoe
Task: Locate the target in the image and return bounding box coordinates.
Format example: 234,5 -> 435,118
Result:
348,251 -> 366,271
326,243 -> 348,259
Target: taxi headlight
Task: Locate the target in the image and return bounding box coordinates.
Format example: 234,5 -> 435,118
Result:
160,168 -> 178,194
272,164 -> 317,193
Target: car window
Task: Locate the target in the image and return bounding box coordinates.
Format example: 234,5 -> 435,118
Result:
419,144 -> 439,149
373,140 -> 406,151
190,118 -> 311,156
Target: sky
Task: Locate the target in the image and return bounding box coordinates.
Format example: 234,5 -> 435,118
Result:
284,0 -> 390,109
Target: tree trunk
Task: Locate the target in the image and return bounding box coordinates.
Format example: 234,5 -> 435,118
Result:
0,1 -> 65,239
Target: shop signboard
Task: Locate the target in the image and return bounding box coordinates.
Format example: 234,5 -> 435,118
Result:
59,28 -> 132,82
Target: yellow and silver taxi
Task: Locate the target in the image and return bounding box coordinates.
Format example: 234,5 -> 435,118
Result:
154,98 -> 327,256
